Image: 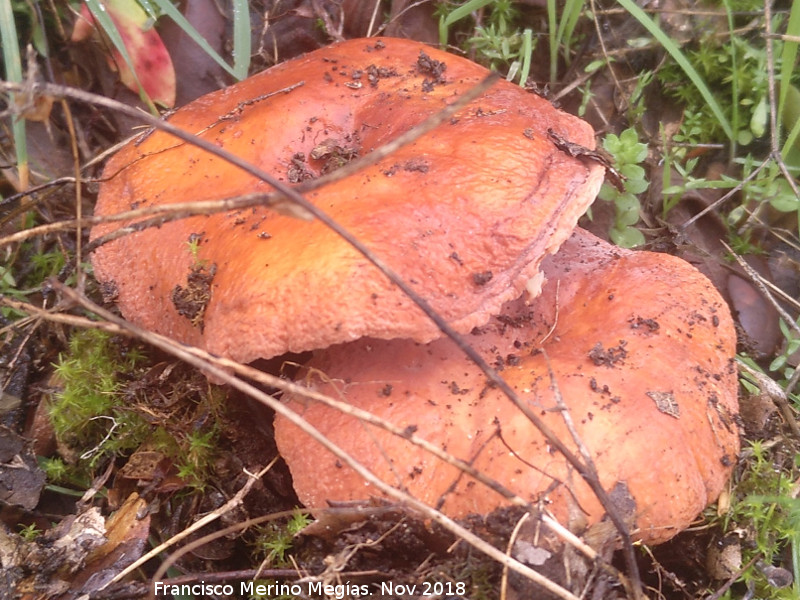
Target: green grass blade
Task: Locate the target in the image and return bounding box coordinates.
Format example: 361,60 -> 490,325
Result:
782,112 -> 800,159
148,0 -> 241,80
518,28 -> 532,86
721,0 -> 738,157
779,0 -> 800,124
439,0 -> 495,48
0,0 -> 28,183
547,0 -> 557,82
443,0 -> 495,29
780,83 -> 800,158
616,0 -> 734,141
793,534 -> 800,599
555,0 -> 584,68
231,0 -> 251,80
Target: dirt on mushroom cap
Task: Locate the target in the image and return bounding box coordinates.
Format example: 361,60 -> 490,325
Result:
90,37 -> 604,364
274,228 -> 740,546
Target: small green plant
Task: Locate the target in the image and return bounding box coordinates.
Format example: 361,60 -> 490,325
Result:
467,24 -> 533,85
29,250 -> 66,283
596,127 -> 649,247
768,318 -> 800,379
38,455 -> 71,483
618,0 -> 733,142
436,0 -> 534,85
0,265 -> 28,318
715,440 -> 800,600
253,511 -> 310,567
17,523 -> 42,541
659,34 -> 768,148
0,244 -> 72,319
738,354 -> 799,417
711,153 -> 800,247
286,511 -> 311,535
437,0 -> 495,47
546,0 -> 586,83
661,151 -> 738,217
186,235 -> 203,263
175,427 -> 218,488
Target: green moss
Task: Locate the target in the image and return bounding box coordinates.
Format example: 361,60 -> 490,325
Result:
710,440 -> 800,599
252,511 -> 311,567
49,329 -> 147,459
46,328 -> 227,492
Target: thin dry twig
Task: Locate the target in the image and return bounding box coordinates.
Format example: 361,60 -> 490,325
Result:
587,0 -> 624,123
703,554 -> 760,600
680,157 -> 770,231
308,519 -> 405,581
500,512 -> 530,600
287,368 -> 532,510
738,361 -> 800,438
0,66 -> 498,249
0,193 -> 289,248
365,0 -> 382,37
724,237 -> 800,421
722,241 -> 800,339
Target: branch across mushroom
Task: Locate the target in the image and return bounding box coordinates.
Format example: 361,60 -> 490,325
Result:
90,37 -> 604,365
274,228 -> 739,545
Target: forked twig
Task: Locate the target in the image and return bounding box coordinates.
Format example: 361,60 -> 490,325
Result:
538,349 -> 638,599
722,241 -> 800,339
738,361 -> 800,438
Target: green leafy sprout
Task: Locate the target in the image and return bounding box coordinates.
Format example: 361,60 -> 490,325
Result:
17,523 -> 42,541
596,128 -> 650,248
253,510 -> 311,567
437,0 -> 534,85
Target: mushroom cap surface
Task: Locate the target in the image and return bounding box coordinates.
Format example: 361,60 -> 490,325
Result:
91,37 -> 603,363
274,229 -> 740,545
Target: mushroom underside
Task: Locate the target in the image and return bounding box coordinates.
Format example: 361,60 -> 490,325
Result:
274,228 -> 740,546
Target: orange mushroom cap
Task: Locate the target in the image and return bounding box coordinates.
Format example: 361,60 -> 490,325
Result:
274,228 -> 740,545
90,38 -> 603,364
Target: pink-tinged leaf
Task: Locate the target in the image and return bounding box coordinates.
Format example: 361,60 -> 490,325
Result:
73,1 -> 176,108
112,28 -> 176,108
70,5 -> 95,42
104,0 -> 150,28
